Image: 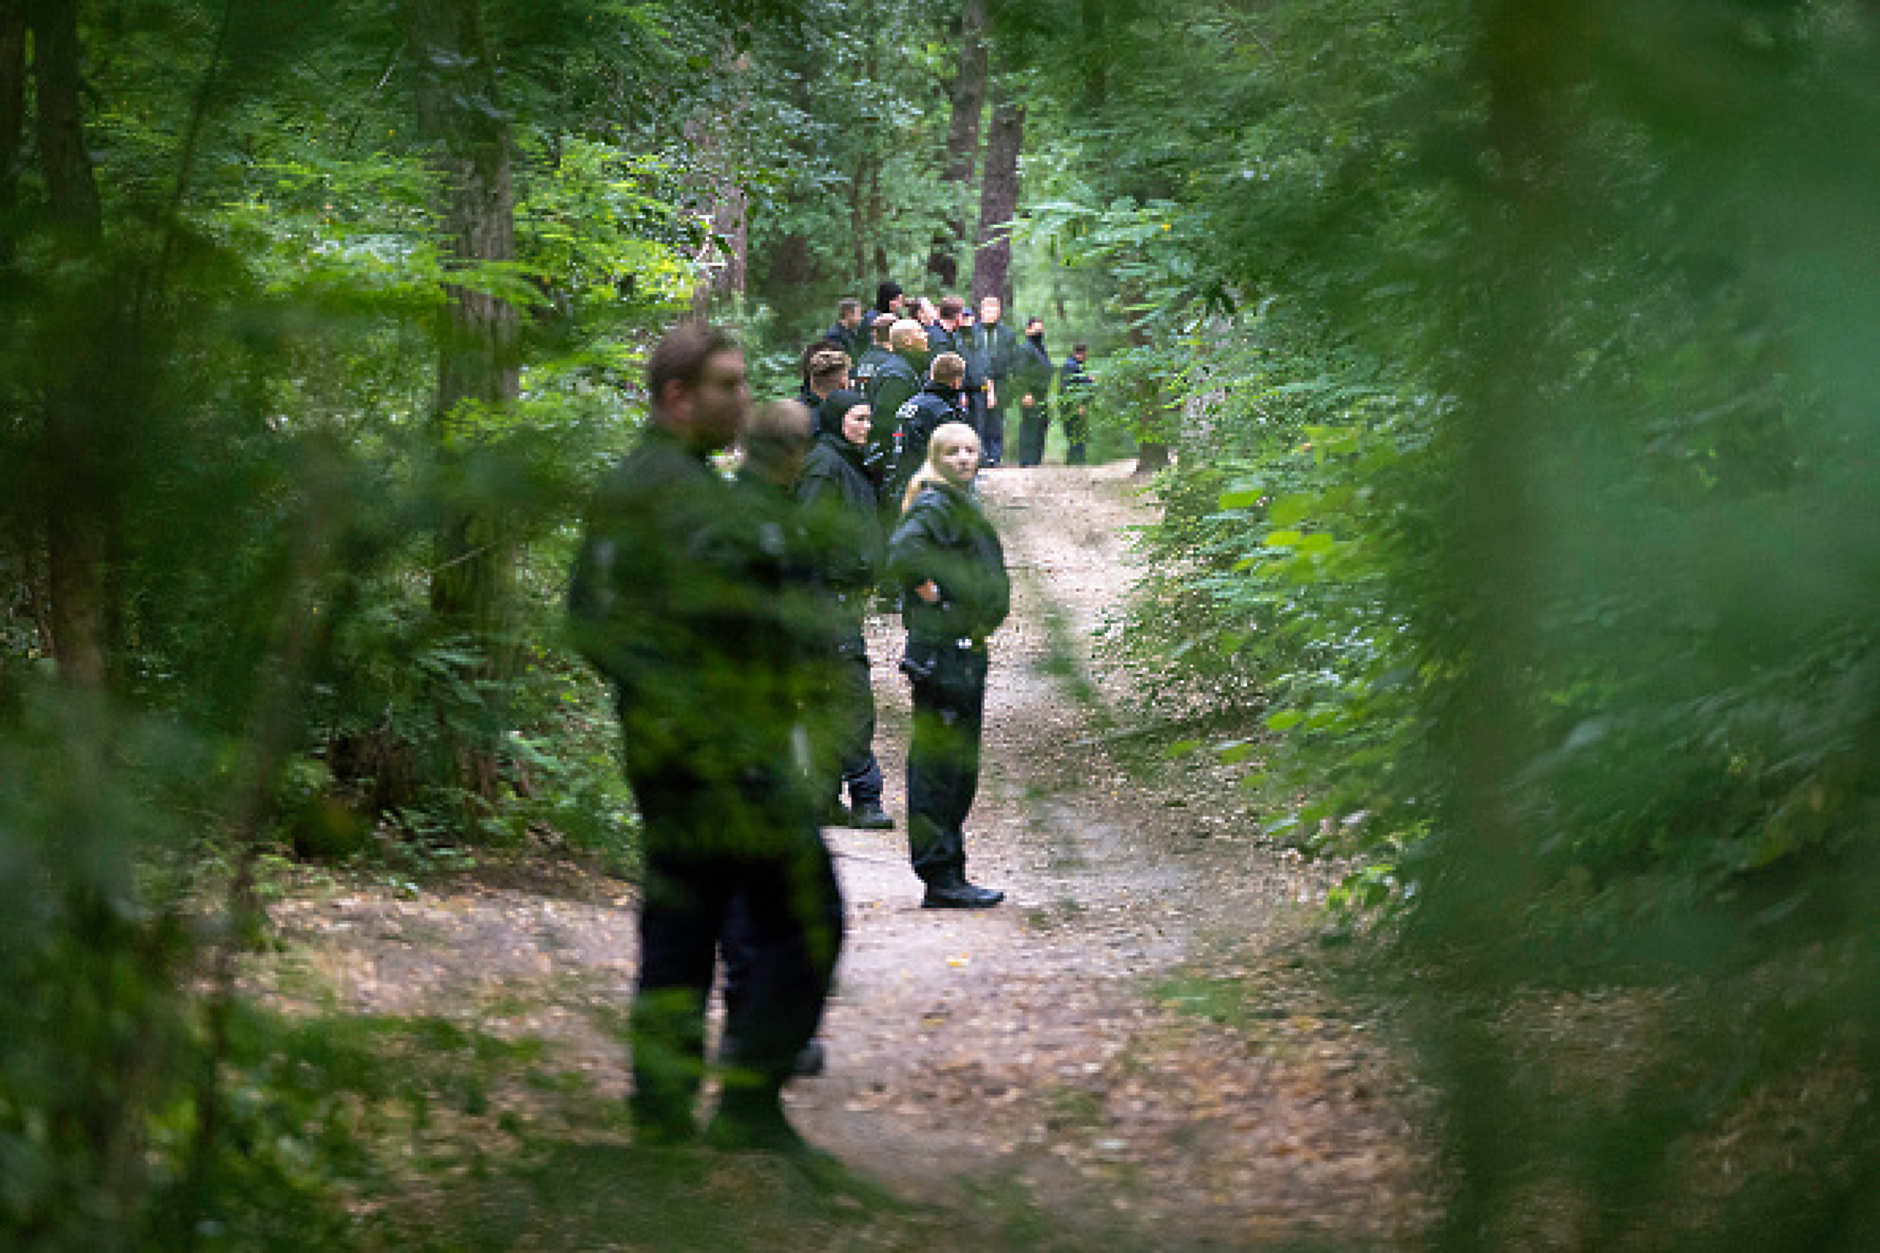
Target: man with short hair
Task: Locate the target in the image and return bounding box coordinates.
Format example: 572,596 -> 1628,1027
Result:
926,295 -> 966,358
851,313 -> 894,396
884,351 -> 969,511
969,297 -> 1017,466
1014,317 -> 1055,466
864,319 -> 928,484
797,345 -> 851,413
568,325 -> 843,1156
825,299 -> 864,358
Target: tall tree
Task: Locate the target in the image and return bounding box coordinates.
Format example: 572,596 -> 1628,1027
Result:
402,0 -> 520,801
929,0 -> 988,289
0,0 -> 25,264
32,0 -> 112,688
687,47 -> 753,319
971,74 -> 1023,306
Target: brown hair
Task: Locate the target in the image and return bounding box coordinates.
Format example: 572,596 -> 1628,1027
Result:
930,352 -> 966,386
937,295 -> 965,321
807,348 -> 851,385
741,400 -> 815,480
647,323 -> 738,410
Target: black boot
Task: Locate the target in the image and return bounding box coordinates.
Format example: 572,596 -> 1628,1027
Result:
848,801 -> 895,830
921,881 -> 1004,909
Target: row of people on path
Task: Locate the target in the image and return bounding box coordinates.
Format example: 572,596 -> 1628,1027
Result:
810,283 -> 1096,474
567,320 -> 1016,1157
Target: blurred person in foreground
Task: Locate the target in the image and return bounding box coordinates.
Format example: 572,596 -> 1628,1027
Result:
568,326 -> 843,1155
888,422 -> 1009,908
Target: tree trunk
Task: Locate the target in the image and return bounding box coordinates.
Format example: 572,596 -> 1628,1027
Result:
32,0 -> 110,689
402,0 -> 519,805
0,0 -> 26,264
929,0 -> 988,289
685,48 -> 752,320
972,81 -> 1023,307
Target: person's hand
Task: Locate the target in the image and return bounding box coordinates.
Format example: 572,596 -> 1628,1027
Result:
914,581 -> 941,604
986,380 -> 997,408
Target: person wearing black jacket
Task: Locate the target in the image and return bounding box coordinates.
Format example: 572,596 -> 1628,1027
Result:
824,298 -> 864,358
851,313 -> 893,396
971,297 -> 1019,467
884,352 -> 968,520
1059,343 -> 1095,466
873,280 -> 905,321
888,421 -> 1010,908
1013,318 -> 1055,466
925,294 -> 966,358
864,318 -> 928,486
797,390 -> 893,831
567,328 -> 842,1154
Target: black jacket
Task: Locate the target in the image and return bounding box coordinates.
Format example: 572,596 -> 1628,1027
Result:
796,433 -> 883,600
1014,338 -> 1054,408
824,322 -> 859,358
852,344 -> 892,395
568,428 -> 825,775
926,321 -> 963,360
866,352 -> 922,448
888,481 -> 1010,645
972,322 -> 1020,384
886,382 -> 967,508
1060,353 -> 1093,399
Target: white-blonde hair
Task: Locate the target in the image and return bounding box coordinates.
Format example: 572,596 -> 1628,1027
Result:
900,421 -> 980,514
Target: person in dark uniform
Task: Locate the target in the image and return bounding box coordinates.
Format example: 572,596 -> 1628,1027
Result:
1059,342 -> 1094,466
971,297 -> 1018,468
1013,317 -> 1054,467
884,351 -> 968,519
796,389 -> 894,831
925,294 -> 966,358
851,313 -> 893,398
873,280 -> 905,322
888,421 -> 1009,908
864,318 -> 928,487
567,326 -> 842,1154
824,298 -> 864,358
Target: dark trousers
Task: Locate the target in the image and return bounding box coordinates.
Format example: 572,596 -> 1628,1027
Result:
904,642 -> 988,887
1065,407 -> 1088,465
1017,403 -> 1050,466
625,765 -> 843,1134
981,404 -> 1006,466
823,636 -> 883,809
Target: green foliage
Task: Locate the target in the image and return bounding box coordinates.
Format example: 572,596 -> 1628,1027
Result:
1034,0 -> 1880,1242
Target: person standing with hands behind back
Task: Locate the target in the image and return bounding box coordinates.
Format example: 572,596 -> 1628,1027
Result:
888,423 -> 1009,908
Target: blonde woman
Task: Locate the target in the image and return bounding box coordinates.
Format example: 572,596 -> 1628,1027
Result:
886,423 -> 1010,908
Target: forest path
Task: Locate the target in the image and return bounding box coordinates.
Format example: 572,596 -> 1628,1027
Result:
255,462 -> 1432,1250
795,462 -> 1430,1248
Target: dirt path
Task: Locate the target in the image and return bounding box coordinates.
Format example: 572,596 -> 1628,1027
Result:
257,462 -> 1434,1249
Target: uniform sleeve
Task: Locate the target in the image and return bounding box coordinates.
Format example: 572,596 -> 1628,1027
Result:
886,496 -> 946,592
